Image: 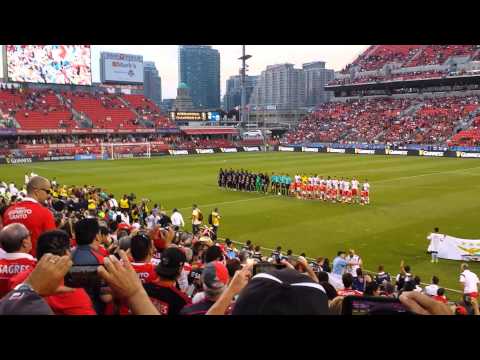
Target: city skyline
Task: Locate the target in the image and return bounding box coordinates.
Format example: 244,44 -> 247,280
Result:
0,45 -> 369,99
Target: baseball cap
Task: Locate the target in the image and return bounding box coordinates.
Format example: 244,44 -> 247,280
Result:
202,261 -> 229,290
156,247 -> 187,278
232,268 -> 329,315
0,289 -> 54,315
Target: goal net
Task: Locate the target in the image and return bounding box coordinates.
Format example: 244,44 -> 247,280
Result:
100,142 -> 151,160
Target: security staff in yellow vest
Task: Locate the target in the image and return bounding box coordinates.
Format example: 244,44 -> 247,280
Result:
209,208 -> 221,241
119,194 -> 130,211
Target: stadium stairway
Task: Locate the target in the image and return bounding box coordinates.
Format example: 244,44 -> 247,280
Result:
56,92 -> 92,128
116,95 -> 152,128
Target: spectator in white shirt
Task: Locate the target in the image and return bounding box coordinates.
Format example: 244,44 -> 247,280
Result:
171,208 -> 185,229
108,194 -> 118,209
145,212 -> 160,230
424,276 -> 440,296
460,263 -> 480,298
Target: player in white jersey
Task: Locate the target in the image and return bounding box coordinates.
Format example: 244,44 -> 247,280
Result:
331,178 -> 339,203
294,174 -> 301,184
339,178 -> 345,202
319,176 -> 326,201
351,177 -> 360,204
313,175 -> 320,199
361,179 -> 370,205
325,177 -> 332,201
344,179 -> 352,203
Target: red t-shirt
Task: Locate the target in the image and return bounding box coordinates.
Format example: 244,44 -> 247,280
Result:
8,267 -> 96,315
45,289 -> 96,316
337,288 -> 364,297
131,261 -> 158,284
0,253 -> 37,298
2,198 -> 56,257
95,245 -> 109,258
433,295 -> 448,304
117,261 -> 159,315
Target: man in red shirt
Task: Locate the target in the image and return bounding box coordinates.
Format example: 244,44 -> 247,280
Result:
2,176 -> 56,257
116,233 -> 158,315
130,233 -> 158,284
337,273 -> 363,297
0,223 -> 37,298
8,229 -> 96,315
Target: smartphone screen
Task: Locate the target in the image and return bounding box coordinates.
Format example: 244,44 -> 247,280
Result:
342,296 -> 411,315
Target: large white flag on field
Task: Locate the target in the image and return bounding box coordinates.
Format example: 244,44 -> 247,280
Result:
434,235 -> 480,261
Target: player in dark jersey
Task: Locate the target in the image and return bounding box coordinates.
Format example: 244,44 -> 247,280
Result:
264,173 -> 270,193
218,168 -> 223,188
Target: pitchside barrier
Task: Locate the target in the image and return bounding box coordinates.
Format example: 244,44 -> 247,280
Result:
277,145 -> 480,159
215,237 -> 463,295
3,144 -> 480,164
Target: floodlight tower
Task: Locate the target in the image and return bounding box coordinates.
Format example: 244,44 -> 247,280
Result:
238,45 -> 252,126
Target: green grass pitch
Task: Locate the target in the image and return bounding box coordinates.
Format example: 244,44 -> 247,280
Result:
3,152 -> 480,295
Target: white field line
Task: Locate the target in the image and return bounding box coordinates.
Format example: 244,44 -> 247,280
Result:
373,164 -> 480,185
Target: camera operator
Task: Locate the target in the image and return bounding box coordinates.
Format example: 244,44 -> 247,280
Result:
70,218 -> 108,314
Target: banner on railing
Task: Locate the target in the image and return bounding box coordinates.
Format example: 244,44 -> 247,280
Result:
168,150 -> 189,155
243,146 -> 260,152
220,148 -> 238,153
196,149 -> 214,154
457,152 -> 480,158
355,149 -> 376,155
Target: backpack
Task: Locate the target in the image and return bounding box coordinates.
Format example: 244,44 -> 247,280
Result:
198,211 -> 203,222
208,213 -> 213,225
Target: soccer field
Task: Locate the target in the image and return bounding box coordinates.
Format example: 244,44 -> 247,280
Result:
3,152 -> 480,294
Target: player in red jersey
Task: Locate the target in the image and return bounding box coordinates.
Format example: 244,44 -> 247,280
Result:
0,223 -> 37,298
2,176 -> 56,257
289,182 -> 296,197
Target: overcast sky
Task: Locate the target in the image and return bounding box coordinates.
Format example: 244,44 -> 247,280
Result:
0,45 -> 369,99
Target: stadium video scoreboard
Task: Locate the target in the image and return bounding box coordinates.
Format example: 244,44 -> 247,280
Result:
169,111 -> 220,122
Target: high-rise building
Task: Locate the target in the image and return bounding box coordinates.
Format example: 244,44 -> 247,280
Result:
178,45 -> 220,109
143,61 -> 162,106
249,64 -> 305,109
174,82 -> 194,111
223,74 -> 258,111
302,61 -> 335,106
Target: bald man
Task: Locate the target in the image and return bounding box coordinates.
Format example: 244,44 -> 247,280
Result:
3,176 -> 56,257
0,223 -> 37,297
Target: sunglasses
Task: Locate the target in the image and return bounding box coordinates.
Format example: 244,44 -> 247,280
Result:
35,188 -> 52,195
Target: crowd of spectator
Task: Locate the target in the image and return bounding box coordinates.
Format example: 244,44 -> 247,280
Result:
341,45 -> 480,76
282,98 -> 414,144
0,175 -> 476,315
0,133 -> 273,158
328,70 -> 449,86
282,95 -> 480,146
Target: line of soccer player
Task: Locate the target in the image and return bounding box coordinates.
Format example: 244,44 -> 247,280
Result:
218,169 -> 370,205
280,174 -> 370,205
218,168 -> 269,193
